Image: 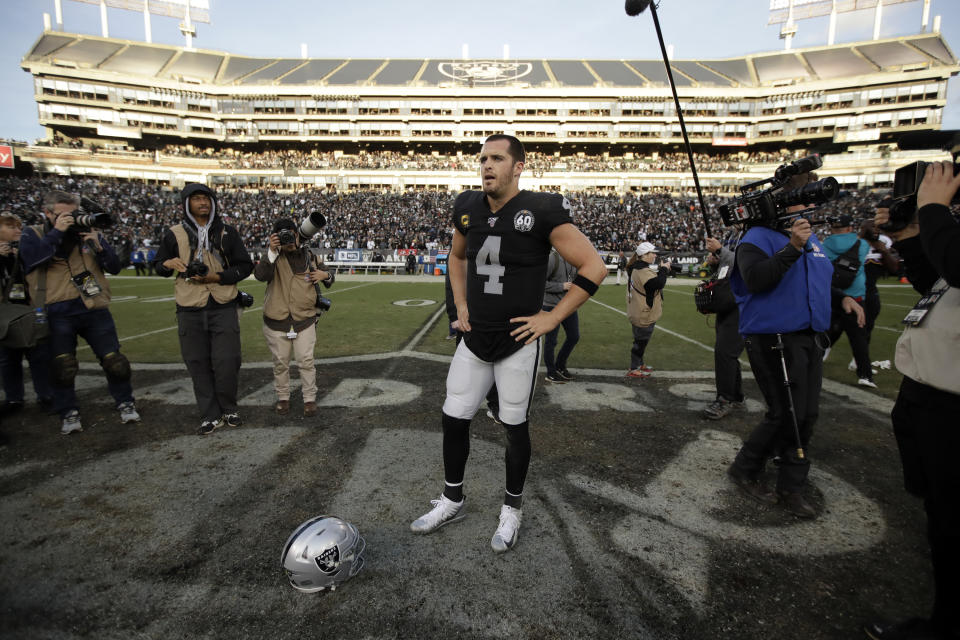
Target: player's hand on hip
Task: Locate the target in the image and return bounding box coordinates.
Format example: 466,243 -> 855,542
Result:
456,305 -> 471,333
510,311 -> 559,344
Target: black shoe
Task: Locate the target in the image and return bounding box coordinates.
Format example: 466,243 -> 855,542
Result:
727,466 -> 778,505
556,368 -> 575,381
864,618 -> 940,640
545,372 -> 565,383
778,491 -> 817,519
198,418 -> 223,436
223,413 -> 242,428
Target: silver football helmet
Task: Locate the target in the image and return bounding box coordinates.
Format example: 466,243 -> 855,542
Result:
281,515 -> 366,593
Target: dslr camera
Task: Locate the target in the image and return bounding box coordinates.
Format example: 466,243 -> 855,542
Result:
718,155 -> 840,228
881,130 -> 960,232
74,197 -> 117,231
277,228 -> 297,246
184,261 -> 209,278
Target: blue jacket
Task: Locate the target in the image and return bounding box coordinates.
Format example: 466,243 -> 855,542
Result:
731,225 -> 834,334
822,232 -> 869,298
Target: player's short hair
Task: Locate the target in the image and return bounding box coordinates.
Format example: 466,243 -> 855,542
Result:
42,190 -> 79,212
483,134 -> 525,164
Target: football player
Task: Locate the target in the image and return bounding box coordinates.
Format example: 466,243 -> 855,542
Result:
411,135 -> 607,552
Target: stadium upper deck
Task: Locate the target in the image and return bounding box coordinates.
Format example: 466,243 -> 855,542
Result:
20,29 -> 959,155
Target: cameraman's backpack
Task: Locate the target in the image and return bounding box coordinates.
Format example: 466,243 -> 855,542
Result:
831,239 -> 862,290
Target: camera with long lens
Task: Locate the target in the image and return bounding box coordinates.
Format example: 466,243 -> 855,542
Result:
74,197 -> 117,231
717,155 -> 840,228
881,130 -> 960,232
297,211 -> 327,239
184,261 -> 209,278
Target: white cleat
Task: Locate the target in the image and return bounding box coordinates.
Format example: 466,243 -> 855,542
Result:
410,495 -> 466,534
491,505 -> 522,553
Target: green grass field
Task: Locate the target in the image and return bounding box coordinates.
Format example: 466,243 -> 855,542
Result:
96,273 -> 916,400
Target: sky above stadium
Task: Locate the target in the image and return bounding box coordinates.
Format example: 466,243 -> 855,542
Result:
1,0 -> 959,143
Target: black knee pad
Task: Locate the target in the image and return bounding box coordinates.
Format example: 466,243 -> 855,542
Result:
101,351 -> 131,382
53,353 -> 79,387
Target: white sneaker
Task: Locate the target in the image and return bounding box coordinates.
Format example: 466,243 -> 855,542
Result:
847,358 -> 857,371
61,409 -> 82,435
410,495 -> 466,534
491,505 -> 522,553
858,378 -> 878,389
822,347 -> 831,362
118,401 -> 140,424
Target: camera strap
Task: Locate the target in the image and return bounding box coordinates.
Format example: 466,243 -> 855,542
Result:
902,278 -> 950,327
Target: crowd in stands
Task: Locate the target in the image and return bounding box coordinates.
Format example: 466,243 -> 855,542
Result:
24,137 -> 809,175
0,173 -> 891,260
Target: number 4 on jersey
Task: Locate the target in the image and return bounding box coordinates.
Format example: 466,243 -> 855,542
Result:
476,235 -> 505,295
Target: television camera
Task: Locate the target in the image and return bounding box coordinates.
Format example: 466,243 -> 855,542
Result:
880,130 -> 960,232
717,155 -> 840,229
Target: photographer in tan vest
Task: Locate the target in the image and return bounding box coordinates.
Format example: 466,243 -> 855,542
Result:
254,219 -> 333,417
19,191 -> 139,434
153,183 -> 253,436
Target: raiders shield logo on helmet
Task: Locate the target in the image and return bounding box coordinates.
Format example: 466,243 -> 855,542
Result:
315,545 -> 341,574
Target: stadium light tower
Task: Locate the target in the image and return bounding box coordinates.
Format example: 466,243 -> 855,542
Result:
60,0 -> 210,47
769,0 -> 922,49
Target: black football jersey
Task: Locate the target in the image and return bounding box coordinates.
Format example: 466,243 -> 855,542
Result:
452,190 -> 573,337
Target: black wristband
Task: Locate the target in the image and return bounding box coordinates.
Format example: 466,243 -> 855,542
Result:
572,274 -> 598,296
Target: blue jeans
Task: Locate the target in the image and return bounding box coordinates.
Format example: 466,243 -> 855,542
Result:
49,308 -> 133,417
542,306 -> 580,375
0,341 -> 53,404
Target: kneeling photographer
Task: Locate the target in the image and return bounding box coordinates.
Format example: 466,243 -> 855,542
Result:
19,191 -> 140,434
722,158 -> 864,519
153,183 -> 253,436
865,158 -> 960,640
253,215 -> 332,418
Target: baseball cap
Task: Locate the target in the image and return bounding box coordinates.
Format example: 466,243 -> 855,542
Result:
830,214 -> 853,228
636,241 -> 657,255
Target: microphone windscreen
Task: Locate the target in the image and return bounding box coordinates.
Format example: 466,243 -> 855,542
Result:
897,130 -> 960,151
625,0 -> 651,16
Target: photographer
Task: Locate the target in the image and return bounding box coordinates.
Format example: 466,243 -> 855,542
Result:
253,218 -> 333,418
19,191 -> 140,434
701,229 -> 745,420
865,162 -> 960,640
625,242 -> 670,378
153,183 -> 252,436
727,172 -> 864,519
0,212 -> 53,415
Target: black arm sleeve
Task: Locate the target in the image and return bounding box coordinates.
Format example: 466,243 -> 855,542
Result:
217,227 -> 253,285
894,235 -> 941,295
735,241 -> 802,293
918,203 -> 960,287
151,229 -> 179,278
643,266 -> 669,295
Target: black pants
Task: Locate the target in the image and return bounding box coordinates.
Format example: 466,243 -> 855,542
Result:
892,377 -> 960,637
828,307 -> 872,379
732,331 -> 823,494
177,305 -> 241,422
863,289 -> 881,345
714,306 -> 744,402
542,305 -> 580,375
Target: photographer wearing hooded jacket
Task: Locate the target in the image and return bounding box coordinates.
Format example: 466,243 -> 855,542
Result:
865,162 -> 960,640
153,183 -> 252,436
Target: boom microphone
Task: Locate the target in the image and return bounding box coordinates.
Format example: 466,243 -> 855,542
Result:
625,0 -> 651,16
897,129 -> 960,152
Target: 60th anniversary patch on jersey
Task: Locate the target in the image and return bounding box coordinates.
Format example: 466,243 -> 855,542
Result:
514,210 -> 535,232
